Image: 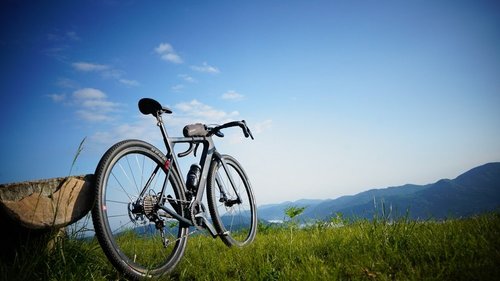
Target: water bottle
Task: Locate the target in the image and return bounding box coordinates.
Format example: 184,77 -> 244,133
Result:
186,164 -> 201,191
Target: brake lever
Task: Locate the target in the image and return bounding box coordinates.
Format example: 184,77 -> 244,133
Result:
241,120 -> 254,140
193,143 -> 200,157
247,128 -> 254,140
178,142 -> 194,158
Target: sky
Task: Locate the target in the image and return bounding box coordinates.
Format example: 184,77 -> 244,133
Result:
1,0 -> 499,205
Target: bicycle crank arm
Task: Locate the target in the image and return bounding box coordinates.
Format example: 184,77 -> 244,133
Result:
194,213 -> 218,238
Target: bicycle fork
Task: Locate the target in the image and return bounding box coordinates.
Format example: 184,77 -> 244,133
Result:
215,157 -> 242,207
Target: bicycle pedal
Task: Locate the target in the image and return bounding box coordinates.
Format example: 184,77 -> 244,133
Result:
221,231 -> 230,236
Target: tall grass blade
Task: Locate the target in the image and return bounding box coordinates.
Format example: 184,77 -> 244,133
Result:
69,137 -> 86,176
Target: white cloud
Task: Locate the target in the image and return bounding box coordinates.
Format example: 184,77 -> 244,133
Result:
56,78 -> 79,89
174,100 -> 239,124
47,30 -> 81,42
72,62 -> 109,72
73,88 -> 106,100
72,88 -> 120,114
81,99 -> 119,110
155,43 -> 174,53
44,30 -> 79,61
47,93 -> 66,102
72,88 -> 119,122
43,46 -> 68,61
90,131 -> 115,145
155,42 -> 183,64
163,53 -> 183,64
90,116 -> 160,146
76,110 -> 113,122
171,84 -> 184,92
119,79 -> 140,87
221,90 -> 244,101
72,61 -> 139,87
254,119 -> 273,134
179,74 -> 197,83
191,62 -> 220,74
101,69 -> 124,80
48,88 -> 120,122
66,31 -> 80,41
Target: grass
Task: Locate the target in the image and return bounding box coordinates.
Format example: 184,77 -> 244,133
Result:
1,213 -> 499,281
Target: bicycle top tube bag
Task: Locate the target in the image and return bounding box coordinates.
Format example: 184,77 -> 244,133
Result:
183,123 -> 208,137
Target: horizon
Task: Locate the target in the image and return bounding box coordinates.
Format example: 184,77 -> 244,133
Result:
258,161 -> 499,206
1,1 -> 500,205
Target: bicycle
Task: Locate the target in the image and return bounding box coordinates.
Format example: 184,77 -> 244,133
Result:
91,98 -> 257,279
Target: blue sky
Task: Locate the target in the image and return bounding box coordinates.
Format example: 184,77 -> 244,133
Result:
1,0 -> 499,204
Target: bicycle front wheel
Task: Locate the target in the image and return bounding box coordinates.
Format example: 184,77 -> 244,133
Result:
207,154 -> 257,247
91,140 -> 188,279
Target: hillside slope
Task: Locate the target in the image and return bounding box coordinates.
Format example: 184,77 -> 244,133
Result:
258,162 -> 500,221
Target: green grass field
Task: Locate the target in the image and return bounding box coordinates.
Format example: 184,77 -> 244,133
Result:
1,213 -> 499,281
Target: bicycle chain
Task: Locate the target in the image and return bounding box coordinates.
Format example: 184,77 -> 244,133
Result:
160,224 -> 200,248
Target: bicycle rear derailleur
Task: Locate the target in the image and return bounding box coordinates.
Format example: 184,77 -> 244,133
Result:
128,194 -> 171,247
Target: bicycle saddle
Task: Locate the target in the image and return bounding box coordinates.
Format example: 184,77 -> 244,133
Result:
138,98 -> 172,116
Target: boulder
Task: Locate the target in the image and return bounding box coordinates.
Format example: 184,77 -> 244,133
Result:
0,175 -> 95,229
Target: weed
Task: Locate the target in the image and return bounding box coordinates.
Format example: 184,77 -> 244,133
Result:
69,137 -> 86,176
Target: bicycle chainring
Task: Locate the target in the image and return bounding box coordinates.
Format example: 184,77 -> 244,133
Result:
189,201 -> 206,231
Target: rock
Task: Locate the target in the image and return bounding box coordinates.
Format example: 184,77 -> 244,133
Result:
0,205 -> 56,261
0,175 -> 95,229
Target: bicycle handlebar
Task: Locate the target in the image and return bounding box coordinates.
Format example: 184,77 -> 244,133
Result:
208,120 -> 254,140
178,120 -> 253,158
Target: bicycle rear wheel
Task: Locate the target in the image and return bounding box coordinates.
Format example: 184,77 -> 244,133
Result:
91,140 -> 188,279
207,154 -> 257,247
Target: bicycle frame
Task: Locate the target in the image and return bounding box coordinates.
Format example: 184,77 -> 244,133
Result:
143,112 -> 240,236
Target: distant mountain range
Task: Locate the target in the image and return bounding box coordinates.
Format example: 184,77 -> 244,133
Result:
258,162 -> 500,222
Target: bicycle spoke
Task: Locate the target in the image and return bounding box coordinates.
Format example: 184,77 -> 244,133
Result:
111,171 -> 134,202
108,213 -> 129,218
125,155 -> 141,195
135,154 -> 145,191
111,220 -> 135,235
106,199 -> 129,205
118,162 -> 137,193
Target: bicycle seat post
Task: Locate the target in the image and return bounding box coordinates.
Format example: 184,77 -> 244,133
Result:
155,111 -> 173,159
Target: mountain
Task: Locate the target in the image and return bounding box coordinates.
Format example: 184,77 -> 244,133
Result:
258,162 -> 500,222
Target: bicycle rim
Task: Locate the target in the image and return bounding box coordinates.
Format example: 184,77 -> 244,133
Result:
208,155 -> 256,247
93,141 -> 188,278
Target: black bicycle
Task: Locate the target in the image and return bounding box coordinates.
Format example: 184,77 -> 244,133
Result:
91,98 -> 257,279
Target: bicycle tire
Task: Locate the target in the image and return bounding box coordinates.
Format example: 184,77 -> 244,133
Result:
91,140 -> 188,279
207,154 -> 257,247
